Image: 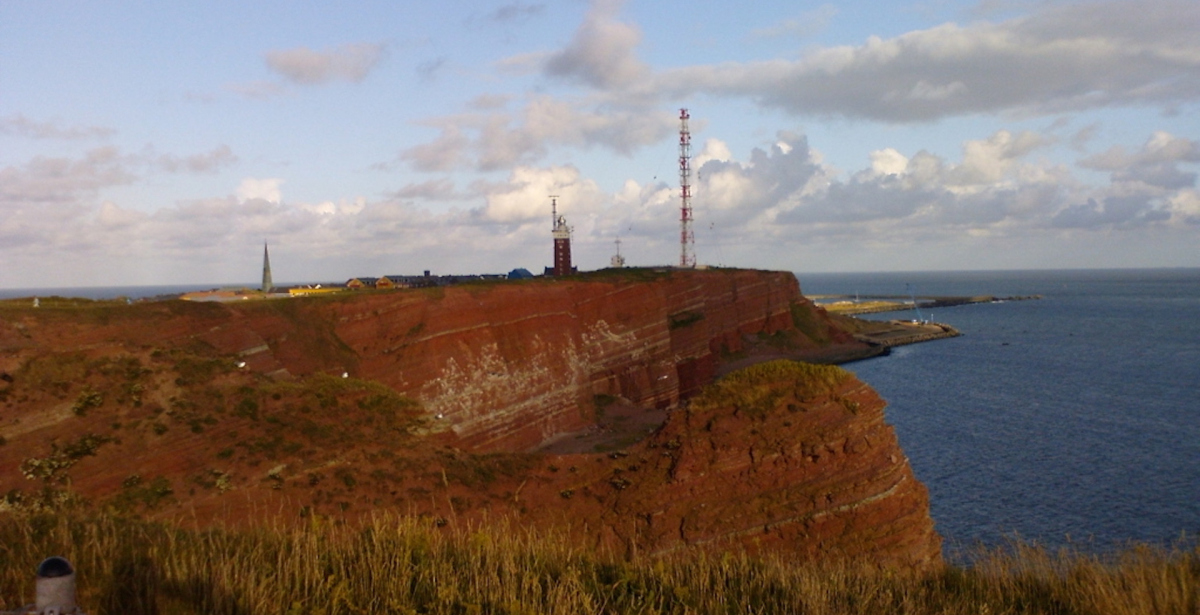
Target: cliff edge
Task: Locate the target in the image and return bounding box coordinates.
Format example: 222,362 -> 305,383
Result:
0,268 -> 938,565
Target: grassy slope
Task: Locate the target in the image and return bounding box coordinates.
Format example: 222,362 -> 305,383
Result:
0,511 -> 1195,614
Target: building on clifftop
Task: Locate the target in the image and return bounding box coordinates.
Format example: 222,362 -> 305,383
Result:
262,242 -> 273,293
549,196 -> 574,276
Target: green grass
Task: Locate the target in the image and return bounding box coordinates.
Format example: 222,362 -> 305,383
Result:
691,360 -> 850,418
570,267 -> 675,284
19,434 -> 117,483
790,301 -> 832,346
0,511 -> 1195,614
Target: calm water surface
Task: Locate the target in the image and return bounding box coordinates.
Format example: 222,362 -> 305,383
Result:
799,269 -> 1200,554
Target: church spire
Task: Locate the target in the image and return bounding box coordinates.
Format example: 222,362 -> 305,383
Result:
262,242 -> 273,293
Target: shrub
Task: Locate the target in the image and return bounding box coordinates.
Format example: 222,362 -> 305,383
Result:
71,389 -> 104,416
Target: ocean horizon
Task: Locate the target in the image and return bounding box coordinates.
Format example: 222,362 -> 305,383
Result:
2,266 -> 1198,301
0,282 -> 329,301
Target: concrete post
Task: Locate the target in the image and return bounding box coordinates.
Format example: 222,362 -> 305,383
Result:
35,557 -> 76,614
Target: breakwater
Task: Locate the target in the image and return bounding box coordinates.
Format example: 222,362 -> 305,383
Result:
814,294 -> 1041,315
851,321 -> 961,349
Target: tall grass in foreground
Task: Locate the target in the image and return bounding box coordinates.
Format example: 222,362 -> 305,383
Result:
0,512 -> 1196,614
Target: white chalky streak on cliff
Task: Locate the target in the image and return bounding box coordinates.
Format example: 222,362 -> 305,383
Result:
421,339 -> 578,439
421,320 -> 655,443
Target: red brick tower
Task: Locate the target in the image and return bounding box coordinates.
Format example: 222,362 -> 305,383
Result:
551,196 -> 572,276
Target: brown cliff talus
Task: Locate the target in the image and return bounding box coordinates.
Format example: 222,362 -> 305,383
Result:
0,269 -> 939,565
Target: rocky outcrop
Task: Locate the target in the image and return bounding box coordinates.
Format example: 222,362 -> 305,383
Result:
234,268 -> 860,451
1,269 -> 859,453
0,269 -> 939,565
515,361 -> 940,565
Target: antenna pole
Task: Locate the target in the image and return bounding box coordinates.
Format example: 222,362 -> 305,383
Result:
679,109 -> 695,268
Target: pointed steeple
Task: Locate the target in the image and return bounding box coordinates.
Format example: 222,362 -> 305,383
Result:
262,242 -> 273,293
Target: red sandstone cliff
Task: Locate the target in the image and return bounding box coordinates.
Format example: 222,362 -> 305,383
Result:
529,361 -> 941,565
308,268 -> 858,450
0,269 -> 936,564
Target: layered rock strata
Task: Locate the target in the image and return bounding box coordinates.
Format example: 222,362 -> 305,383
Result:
318,269 -> 851,450
523,361 -> 941,565
0,269 -> 939,564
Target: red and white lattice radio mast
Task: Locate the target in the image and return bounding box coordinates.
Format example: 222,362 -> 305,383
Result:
678,108 -> 696,268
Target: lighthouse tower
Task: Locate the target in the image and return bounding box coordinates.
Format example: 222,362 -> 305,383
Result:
551,196 -> 573,276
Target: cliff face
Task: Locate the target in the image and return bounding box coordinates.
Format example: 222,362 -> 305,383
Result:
227,268 -> 859,451
325,270 -> 832,450
0,269 -> 858,456
527,362 -> 941,565
0,269 -> 938,565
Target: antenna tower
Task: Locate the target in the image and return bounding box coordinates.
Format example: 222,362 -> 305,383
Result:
610,237 -> 625,268
678,108 -> 695,268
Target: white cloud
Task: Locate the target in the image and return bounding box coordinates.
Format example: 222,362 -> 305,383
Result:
468,94 -> 511,110
482,3 -> 545,23
389,179 -> 465,201
236,178 -> 284,204
542,0 -> 649,89
265,43 -> 387,85
1168,189 -> 1200,224
1050,131 -> 1199,228
946,130 -> 1048,187
2,124 -> 1196,288
96,201 -> 145,230
647,0 -> 1200,121
396,0 -> 1198,182
869,148 -> 908,176
400,125 -> 471,172
1079,131 -> 1199,189
0,114 -> 115,140
155,144 -> 238,174
694,138 -> 733,169
679,127 -> 1193,246
397,96 -> 675,172
477,165 -> 605,223
0,147 -> 134,206
393,0 -> 1197,191
750,5 -> 838,40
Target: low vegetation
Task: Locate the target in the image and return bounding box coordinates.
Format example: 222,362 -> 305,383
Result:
790,301 -> 832,346
0,511 -> 1195,614
691,361 -> 851,418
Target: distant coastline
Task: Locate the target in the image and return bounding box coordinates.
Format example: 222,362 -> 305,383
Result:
0,283 -> 298,302
4,266 -> 1196,303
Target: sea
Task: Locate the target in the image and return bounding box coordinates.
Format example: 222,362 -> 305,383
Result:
798,268 -> 1200,556
3,270 -> 1198,556
0,284 -> 237,301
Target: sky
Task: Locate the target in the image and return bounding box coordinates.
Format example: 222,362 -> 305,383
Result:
1,0 -> 1198,288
